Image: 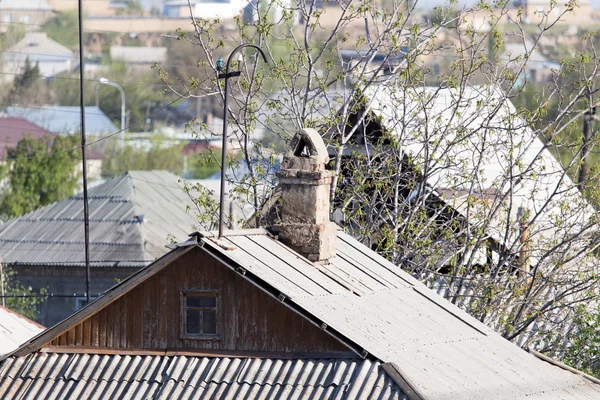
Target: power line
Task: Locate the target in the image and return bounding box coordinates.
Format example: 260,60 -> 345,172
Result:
0,90 -> 219,162
0,70 -> 176,89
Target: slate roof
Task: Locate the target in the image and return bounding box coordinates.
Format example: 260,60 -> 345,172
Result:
0,171 -> 199,267
3,33 -> 71,63
0,306 -> 44,356
0,354 -> 406,399
194,230 -> 600,399
354,84 -> 595,266
0,117 -> 54,159
3,106 -> 117,135
5,229 -> 600,399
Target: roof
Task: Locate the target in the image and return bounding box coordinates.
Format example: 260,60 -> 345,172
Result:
194,230 -> 600,399
357,84 -> 595,265
0,306 -> 44,356
0,171 -> 200,267
3,106 -> 117,135
0,0 -> 53,11
0,118 -> 54,159
110,46 -> 167,64
7,229 -> 600,399
0,353 -> 405,399
3,33 -> 71,63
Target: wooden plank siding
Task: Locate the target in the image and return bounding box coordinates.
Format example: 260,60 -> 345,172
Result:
46,248 -> 347,353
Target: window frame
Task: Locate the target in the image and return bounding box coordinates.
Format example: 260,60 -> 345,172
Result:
180,289 -> 221,340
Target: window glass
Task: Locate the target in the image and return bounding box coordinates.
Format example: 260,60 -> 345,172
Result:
183,292 -> 218,337
186,310 -> 200,334
203,310 -> 216,334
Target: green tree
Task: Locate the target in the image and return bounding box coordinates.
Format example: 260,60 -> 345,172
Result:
42,11 -> 79,49
0,135 -> 80,219
7,58 -> 47,105
102,134 -> 185,176
1,266 -> 46,320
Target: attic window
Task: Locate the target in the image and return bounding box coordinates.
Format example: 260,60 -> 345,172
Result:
181,290 -> 219,339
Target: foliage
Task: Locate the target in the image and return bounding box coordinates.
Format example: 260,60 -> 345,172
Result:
429,7 -> 459,28
1,266 -> 46,320
0,135 -> 80,219
42,11 -> 79,49
101,134 -> 185,177
116,0 -> 145,16
7,58 -> 48,105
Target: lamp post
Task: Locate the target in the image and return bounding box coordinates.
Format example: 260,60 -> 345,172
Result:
99,77 -> 126,149
217,44 -> 267,239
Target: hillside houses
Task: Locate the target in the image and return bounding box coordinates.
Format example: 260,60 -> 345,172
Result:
2,130 -> 600,399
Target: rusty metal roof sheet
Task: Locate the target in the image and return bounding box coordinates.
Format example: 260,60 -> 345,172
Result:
0,353 -> 406,400
196,230 -> 600,399
0,306 -> 44,356
0,171 -> 199,267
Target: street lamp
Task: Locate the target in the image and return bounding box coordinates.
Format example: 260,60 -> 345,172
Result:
217,44 -> 267,238
99,77 -> 126,149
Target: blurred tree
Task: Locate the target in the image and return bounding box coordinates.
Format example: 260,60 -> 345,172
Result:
0,135 -> 79,219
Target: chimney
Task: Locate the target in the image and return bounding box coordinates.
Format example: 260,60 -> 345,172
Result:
275,128 -> 337,262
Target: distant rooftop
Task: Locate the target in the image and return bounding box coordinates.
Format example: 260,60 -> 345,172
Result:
0,0 -> 53,11
0,306 -> 44,355
0,171 -> 200,268
3,33 -> 71,63
2,106 -> 117,135
110,46 -> 167,64
0,118 -> 54,159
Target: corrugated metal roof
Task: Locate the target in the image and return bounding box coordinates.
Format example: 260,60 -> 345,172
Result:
196,230 -> 600,399
0,353 -> 406,400
0,306 -> 44,356
0,171 -> 199,267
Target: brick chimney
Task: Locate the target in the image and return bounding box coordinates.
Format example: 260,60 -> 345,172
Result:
275,128 -> 337,262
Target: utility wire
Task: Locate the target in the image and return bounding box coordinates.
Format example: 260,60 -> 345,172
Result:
0,90 -> 219,162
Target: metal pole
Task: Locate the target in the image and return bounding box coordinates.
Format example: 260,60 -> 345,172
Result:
217,44 -> 267,238
77,0 -> 92,303
579,108 -> 595,187
120,89 -> 126,150
0,260 -> 5,307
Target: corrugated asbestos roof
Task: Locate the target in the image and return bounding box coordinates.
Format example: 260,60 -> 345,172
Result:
195,230 -> 600,399
0,171 -> 199,267
3,229 -> 600,399
0,306 -> 44,356
0,353 -> 406,400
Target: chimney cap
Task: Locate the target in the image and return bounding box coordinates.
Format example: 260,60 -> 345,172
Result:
287,128 -> 329,166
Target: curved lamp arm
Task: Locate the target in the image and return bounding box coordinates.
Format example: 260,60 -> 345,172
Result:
218,44 -> 268,238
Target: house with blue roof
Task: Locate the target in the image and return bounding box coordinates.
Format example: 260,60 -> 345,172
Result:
2,105 -> 117,135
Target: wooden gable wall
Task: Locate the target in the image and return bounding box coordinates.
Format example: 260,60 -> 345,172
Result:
46,247 -> 348,354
